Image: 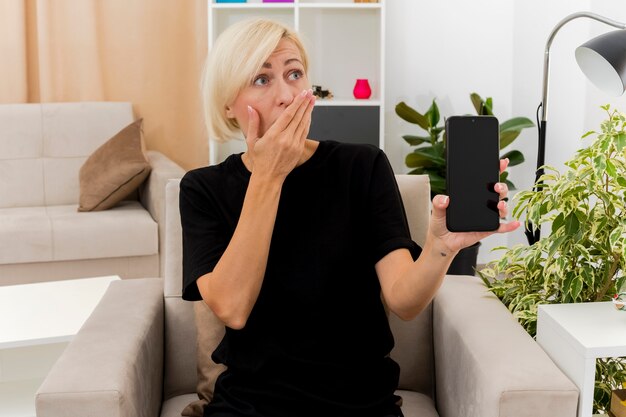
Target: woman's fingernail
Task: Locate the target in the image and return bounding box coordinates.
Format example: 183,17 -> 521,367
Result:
247,105 -> 252,115
442,196 -> 449,205
301,90 -> 308,97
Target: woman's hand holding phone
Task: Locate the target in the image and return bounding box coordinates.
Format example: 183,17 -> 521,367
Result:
428,158 -> 520,255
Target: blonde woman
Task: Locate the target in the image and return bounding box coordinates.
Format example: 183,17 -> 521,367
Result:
180,18 -> 519,417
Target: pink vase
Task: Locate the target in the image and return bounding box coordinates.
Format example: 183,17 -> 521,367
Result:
353,79 -> 372,99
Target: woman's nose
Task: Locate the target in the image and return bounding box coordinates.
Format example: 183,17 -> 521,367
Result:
275,79 -> 297,107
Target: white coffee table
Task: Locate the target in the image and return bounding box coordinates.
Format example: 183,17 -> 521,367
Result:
537,301 -> 626,417
0,276 -> 120,417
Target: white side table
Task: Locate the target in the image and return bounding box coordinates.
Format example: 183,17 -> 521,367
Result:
0,276 -> 120,417
537,301 -> 626,417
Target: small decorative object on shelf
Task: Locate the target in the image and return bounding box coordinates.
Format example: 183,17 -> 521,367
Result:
216,0 -> 246,3
612,292 -> 626,311
353,79 -> 372,99
611,389 -> 626,417
312,85 -> 333,100
354,0 -> 379,3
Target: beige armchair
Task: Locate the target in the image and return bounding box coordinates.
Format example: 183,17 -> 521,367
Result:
35,175 -> 579,417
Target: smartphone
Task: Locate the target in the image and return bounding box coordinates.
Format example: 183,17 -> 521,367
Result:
445,115 -> 500,232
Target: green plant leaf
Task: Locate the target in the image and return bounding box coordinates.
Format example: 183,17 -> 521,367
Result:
429,100 -> 440,127
500,117 -> 535,149
406,152 -> 436,168
500,131 -> 521,149
617,176 -> 626,187
606,159 -> 617,178
565,213 -> 580,235
407,168 -> 425,175
582,130 -> 596,139
396,102 -> 429,130
431,127 -> 444,136
616,133 -> 626,152
609,228 -> 622,248
412,147 -> 446,166
501,150 -> 525,167
593,154 -> 607,175
552,212 -> 565,234
570,275 -> 583,301
484,97 -> 494,115
402,135 -> 431,146
470,93 -> 483,115
500,117 -> 536,132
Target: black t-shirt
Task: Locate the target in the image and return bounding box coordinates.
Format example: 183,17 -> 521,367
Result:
180,140 -> 422,417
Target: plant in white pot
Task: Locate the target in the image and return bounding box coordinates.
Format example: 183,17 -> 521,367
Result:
479,105 -> 626,414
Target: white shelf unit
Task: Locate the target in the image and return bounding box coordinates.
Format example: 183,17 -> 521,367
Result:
208,0 -> 385,165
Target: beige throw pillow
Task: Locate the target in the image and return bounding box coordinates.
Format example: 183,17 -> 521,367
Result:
78,119 -> 151,211
182,301 -> 227,417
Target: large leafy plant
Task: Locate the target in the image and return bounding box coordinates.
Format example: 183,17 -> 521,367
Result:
479,105 -> 626,414
396,93 -> 534,198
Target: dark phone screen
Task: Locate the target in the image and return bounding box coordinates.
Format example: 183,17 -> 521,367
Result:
446,116 -> 500,232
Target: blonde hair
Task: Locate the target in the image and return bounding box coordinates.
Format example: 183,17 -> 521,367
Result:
201,18 -> 309,143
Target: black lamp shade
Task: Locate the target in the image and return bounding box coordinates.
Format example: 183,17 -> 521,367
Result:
575,29 -> 626,96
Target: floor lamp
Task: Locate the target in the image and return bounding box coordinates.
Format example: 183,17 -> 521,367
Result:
525,12 -> 626,245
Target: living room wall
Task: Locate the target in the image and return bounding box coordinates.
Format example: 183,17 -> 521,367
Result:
0,0 -> 208,171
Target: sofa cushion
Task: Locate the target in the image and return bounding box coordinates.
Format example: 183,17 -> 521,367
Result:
0,158 -> 45,208
0,206 -> 52,264
0,103 -> 43,160
0,201 -> 158,265
42,102 -> 134,159
78,119 -> 151,212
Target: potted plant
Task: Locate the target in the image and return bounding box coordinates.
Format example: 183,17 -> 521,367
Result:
479,105 -> 626,414
395,93 -> 535,274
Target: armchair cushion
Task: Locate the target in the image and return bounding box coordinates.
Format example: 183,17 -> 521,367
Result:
181,302 -> 226,417
78,118 -> 151,212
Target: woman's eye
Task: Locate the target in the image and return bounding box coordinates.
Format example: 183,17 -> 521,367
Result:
288,70 -> 303,81
253,76 -> 269,86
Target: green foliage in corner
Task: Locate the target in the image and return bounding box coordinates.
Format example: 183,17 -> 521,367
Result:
479,105 -> 626,414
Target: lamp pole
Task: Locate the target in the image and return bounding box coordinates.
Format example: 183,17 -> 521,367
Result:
525,12 -> 626,245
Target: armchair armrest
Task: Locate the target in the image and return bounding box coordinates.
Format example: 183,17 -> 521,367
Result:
141,150 -> 186,275
36,278 -> 164,417
433,275 -> 578,417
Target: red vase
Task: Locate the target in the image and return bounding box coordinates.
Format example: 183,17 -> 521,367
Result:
353,79 -> 372,99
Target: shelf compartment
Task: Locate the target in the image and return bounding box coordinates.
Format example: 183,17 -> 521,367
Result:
299,8 -> 381,102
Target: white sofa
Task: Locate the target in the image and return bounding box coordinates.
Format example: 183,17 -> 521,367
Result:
0,102 -> 185,285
